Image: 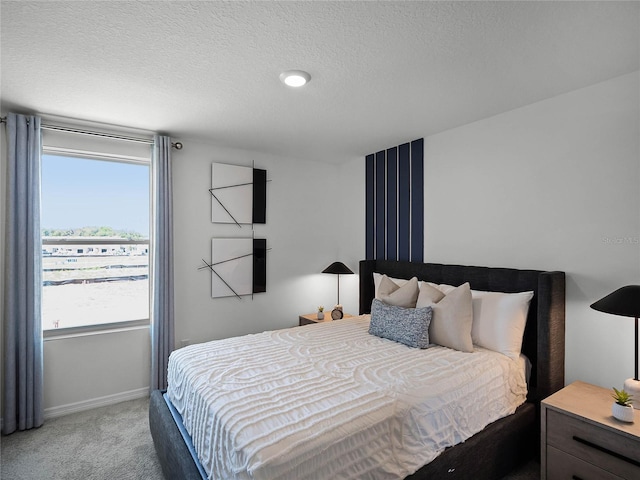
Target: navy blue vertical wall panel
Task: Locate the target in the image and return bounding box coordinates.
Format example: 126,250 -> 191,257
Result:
375,151 -> 386,260
397,143 -> 411,261
365,154 -> 375,260
366,139 -> 422,262
410,139 -> 424,262
385,147 -> 397,261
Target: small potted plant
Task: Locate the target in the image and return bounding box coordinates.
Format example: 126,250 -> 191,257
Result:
611,387 -> 634,423
317,306 -> 324,320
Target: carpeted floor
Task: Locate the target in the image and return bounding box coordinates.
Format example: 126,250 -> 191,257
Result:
1,397 -> 540,479
0,397 -> 163,480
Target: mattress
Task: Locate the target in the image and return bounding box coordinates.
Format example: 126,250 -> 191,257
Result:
167,316 -> 528,480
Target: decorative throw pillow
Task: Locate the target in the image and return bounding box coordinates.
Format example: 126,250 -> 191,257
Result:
373,273 -> 418,298
436,283 -> 457,295
368,299 -> 433,349
471,290 -> 534,359
416,282 -> 474,353
416,282 -> 446,305
378,275 -> 419,308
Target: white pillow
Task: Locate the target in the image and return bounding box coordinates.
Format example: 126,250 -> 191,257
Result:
417,282 -> 474,353
470,290 -> 534,359
378,275 -> 419,308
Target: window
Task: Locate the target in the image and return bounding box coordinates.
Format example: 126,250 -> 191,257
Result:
41,133 -> 151,333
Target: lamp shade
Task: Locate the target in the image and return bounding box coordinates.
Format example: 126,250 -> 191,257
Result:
591,284 -> 640,394
322,262 -> 354,275
590,285 -> 640,317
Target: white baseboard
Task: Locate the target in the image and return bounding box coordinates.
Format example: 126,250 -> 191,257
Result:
44,387 -> 150,420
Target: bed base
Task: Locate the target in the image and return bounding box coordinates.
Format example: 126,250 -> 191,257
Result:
407,402 -> 536,479
150,388 -> 536,480
149,390 -> 204,480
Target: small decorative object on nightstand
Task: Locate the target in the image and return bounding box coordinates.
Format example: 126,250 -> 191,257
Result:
299,311 -> 353,326
317,306 -> 324,320
591,285 -> 640,409
611,387 -> 634,423
541,381 -> 640,480
331,304 -> 343,320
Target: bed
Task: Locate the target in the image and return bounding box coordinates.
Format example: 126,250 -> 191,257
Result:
149,259 -> 565,479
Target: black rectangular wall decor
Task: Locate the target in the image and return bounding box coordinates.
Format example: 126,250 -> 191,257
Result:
253,238 -> 267,294
253,168 -> 267,224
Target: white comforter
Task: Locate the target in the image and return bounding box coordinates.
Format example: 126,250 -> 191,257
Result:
167,316 -> 527,480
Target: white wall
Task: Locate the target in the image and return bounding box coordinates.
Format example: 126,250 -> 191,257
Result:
337,155 -> 366,315
43,328 -> 151,416
422,72 -> 639,389
339,72 -> 639,391
172,139 -> 348,346
4,72 -> 637,415
0,126 -> 347,415
43,139 -> 348,413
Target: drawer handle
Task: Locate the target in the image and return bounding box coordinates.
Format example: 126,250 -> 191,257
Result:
572,476 -> 583,480
573,435 -> 640,468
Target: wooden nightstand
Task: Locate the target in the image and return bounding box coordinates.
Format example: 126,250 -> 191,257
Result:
298,312 -> 353,326
541,381 -> 640,479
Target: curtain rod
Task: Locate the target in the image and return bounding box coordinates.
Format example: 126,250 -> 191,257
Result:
0,116 -> 183,149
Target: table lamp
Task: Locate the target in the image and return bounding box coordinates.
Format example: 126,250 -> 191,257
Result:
591,285 -> 640,409
321,261 -> 354,305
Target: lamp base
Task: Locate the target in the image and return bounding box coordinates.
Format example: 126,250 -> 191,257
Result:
623,378 -> 640,410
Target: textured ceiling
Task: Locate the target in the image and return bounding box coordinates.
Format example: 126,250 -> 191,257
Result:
2,1 -> 639,163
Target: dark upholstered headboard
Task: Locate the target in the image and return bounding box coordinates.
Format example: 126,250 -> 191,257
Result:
359,260 -> 566,403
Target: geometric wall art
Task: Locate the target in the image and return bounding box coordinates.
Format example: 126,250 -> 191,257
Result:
211,162 -> 267,226
206,161 -> 269,299
206,237 -> 267,299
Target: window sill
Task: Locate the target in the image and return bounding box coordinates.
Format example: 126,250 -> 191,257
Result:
43,321 -> 150,341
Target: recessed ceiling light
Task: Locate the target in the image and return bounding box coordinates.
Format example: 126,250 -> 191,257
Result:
279,70 -> 311,87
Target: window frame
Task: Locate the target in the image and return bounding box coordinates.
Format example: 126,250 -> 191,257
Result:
41,139 -> 152,338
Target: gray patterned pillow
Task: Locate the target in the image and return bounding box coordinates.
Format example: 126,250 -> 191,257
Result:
368,299 -> 433,349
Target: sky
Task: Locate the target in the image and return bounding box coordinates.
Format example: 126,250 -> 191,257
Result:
41,155 -> 150,237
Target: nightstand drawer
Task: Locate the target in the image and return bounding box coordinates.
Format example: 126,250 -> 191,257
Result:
547,409 -> 640,479
547,445 -> 623,480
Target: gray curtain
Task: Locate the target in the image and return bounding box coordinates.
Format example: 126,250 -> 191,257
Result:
2,113 -> 44,434
150,135 -> 174,390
